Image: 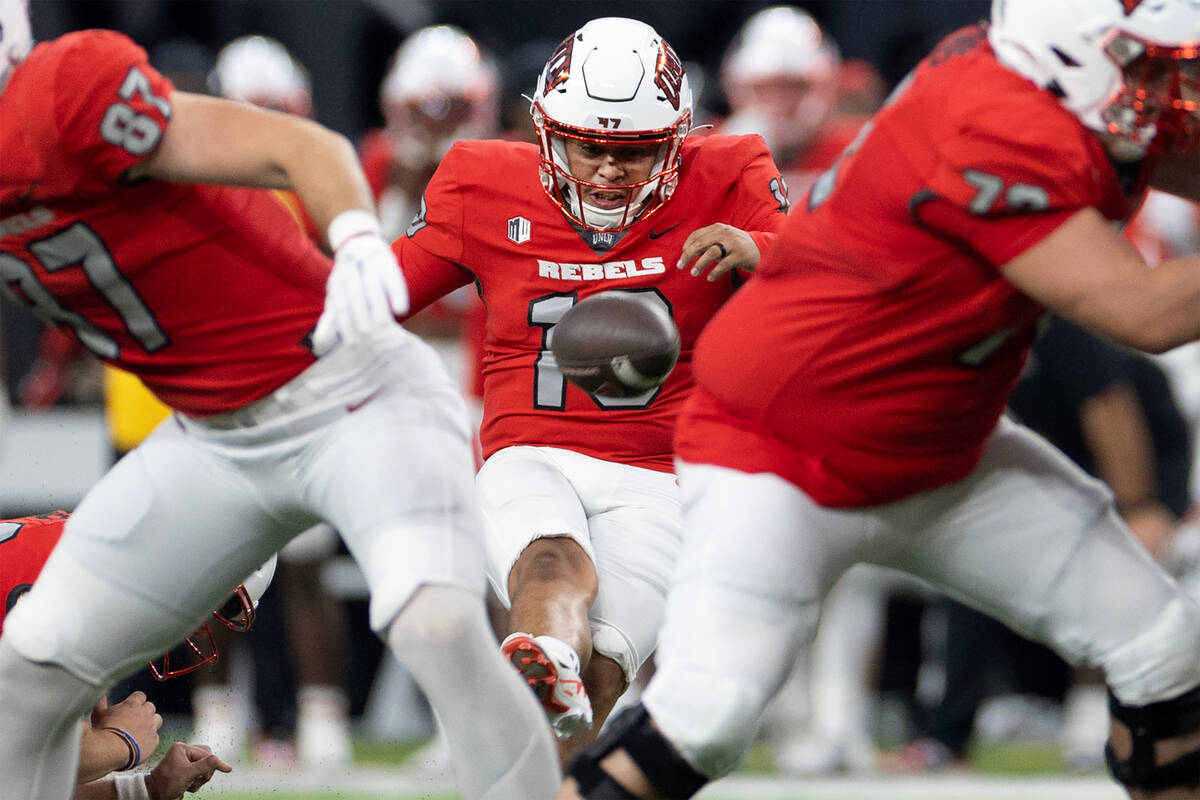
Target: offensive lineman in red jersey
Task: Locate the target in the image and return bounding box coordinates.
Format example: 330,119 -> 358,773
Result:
0,2 -> 560,797
559,2 -> 1200,799
392,17 -> 787,755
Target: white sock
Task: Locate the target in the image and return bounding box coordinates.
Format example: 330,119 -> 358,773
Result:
386,585 -> 560,800
297,684 -> 352,767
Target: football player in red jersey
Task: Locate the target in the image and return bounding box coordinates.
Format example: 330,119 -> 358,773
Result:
1,511 -> 237,799
717,5 -> 871,197
558,1 -> 1200,799
0,1 -> 559,797
360,24 -> 500,240
391,17 -> 788,756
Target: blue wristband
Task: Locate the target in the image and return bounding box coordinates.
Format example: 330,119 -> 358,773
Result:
104,726 -> 141,771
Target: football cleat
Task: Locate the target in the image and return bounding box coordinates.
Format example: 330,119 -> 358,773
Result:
501,632 -> 593,740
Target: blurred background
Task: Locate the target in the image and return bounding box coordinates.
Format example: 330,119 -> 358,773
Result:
6,0 -> 1200,788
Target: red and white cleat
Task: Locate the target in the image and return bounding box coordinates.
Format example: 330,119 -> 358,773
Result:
501,632 -> 593,740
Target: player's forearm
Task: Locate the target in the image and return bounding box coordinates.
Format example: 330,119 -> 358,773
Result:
267,123 -> 378,244
1079,382 -> 1159,508
73,777 -> 119,800
133,93 -> 377,241
1114,254 -> 1200,352
76,725 -> 129,784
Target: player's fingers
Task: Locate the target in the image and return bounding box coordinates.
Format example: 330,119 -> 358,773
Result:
675,227 -> 711,269
688,242 -> 728,278
310,316 -> 337,356
343,264 -> 376,338
203,753 -> 234,773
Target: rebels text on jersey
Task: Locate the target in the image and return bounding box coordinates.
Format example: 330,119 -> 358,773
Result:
0,31 -> 328,416
0,512 -> 68,633
394,136 -> 787,472
678,25 -> 1152,507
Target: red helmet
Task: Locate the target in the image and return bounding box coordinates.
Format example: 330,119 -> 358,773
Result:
150,555 -> 277,680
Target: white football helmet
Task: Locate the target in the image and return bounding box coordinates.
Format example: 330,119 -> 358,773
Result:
380,25 -> 499,161
531,17 -> 693,231
0,0 -> 32,94
210,35 -> 312,116
720,6 -> 841,157
990,0 -> 1200,158
150,555 -> 277,680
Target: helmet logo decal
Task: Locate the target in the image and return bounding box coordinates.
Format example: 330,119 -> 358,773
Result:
1119,0 -> 1146,15
544,35 -> 574,92
654,42 -> 685,110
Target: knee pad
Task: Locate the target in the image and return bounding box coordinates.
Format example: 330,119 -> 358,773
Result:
569,704 -> 708,800
591,624 -> 637,685
1106,595 -> 1200,704
1105,684 -> 1200,792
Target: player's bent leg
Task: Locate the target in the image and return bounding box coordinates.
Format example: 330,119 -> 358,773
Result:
898,420 -> 1200,798
566,704 -> 709,800
1104,595 -> 1200,799
508,536 -> 600,660
0,638 -> 103,799
562,652 -> 629,760
385,584 -> 560,800
504,536 -> 600,736
640,463 -> 849,780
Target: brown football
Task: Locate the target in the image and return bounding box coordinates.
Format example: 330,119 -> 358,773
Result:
551,291 -> 680,398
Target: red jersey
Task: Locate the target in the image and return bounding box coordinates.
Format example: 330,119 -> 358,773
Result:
359,129 -> 395,202
678,26 -> 1149,507
778,116 -> 868,198
394,136 -> 787,472
0,31 -> 328,416
0,512 -> 68,633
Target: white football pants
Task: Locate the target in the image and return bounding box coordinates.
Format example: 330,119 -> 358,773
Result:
646,417 -> 1200,778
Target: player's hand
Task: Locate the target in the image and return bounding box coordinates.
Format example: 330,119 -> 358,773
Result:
676,223 -> 760,281
312,210 -> 409,356
144,742 -> 233,800
91,693 -> 161,766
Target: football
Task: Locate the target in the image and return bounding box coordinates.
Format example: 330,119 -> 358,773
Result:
551,291 -> 680,398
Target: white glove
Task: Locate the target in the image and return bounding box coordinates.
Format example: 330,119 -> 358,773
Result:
311,209 -> 409,356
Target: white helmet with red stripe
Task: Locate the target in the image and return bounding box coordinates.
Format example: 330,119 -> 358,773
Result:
0,0 -> 32,93
210,35 -> 312,116
380,25 -> 499,160
720,6 -> 841,156
531,17 -> 693,231
990,0 -> 1200,157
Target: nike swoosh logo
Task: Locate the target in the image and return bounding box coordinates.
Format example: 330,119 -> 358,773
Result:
346,388 -> 384,413
648,222 -> 682,240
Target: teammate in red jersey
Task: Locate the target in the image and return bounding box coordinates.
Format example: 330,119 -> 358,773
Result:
392,16 -> 787,755
717,5 -> 870,197
1,511 -> 236,799
0,3 -> 559,797
559,1 -> 1200,798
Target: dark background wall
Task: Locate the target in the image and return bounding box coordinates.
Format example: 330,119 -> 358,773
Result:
29,0 -> 991,140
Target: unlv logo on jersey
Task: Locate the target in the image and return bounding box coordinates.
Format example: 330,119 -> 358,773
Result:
1119,0 -> 1145,14
654,42 -> 685,111
544,35 -> 574,92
